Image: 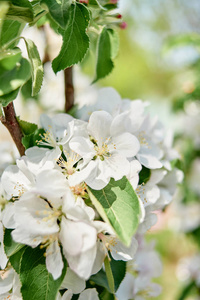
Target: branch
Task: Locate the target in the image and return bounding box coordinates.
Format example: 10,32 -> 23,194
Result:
1,102 -> 25,156
64,67 -> 74,112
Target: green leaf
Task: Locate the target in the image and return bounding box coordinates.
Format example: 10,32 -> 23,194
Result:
6,0 -> 34,23
0,57 -> 31,96
40,0 -> 72,28
0,1 -> 9,33
0,19 -> 25,48
20,246 -> 67,300
52,3 -> 90,73
87,177 -> 140,246
4,229 -> 25,257
107,29 -> 119,60
10,246 -> 27,274
177,281 -> 196,300
0,47 -> 22,70
139,166 -> 151,185
17,118 -> 38,135
23,38 -> 44,96
90,269 -> 110,292
93,27 -> 114,83
90,257 -> 126,293
100,289 -> 115,300
109,257 -> 126,292
89,0 -> 106,10
22,128 -> 45,149
104,256 -> 115,294
0,87 -> 20,106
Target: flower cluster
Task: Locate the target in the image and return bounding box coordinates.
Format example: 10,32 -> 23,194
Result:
0,88 -> 181,299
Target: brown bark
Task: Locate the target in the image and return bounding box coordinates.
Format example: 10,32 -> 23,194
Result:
64,67 -> 74,112
1,102 -> 25,156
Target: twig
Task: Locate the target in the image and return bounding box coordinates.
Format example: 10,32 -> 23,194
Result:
1,102 -> 25,156
64,67 -> 74,112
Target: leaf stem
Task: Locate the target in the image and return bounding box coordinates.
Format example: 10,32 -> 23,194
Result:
64,67 -> 74,113
0,102 -> 25,156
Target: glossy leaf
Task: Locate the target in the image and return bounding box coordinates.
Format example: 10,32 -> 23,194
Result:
52,3 -> 90,73
6,0 -> 34,23
93,27 -> 114,83
87,177 -> 141,246
0,88 -> 20,106
17,118 -> 38,135
23,38 -> 44,96
0,57 -> 31,96
0,47 -> 22,70
20,246 -> 67,300
0,19 -> 25,48
40,0 -> 72,28
4,229 -> 25,257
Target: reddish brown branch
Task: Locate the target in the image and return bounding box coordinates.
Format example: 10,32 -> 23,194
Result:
1,102 -> 25,156
64,67 -> 74,112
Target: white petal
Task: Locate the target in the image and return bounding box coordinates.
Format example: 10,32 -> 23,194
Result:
35,169 -> 68,200
61,290 -> 73,300
46,240 -> 63,279
111,133 -> 140,158
1,165 -> 32,199
88,111 -> 112,147
69,136 -> 95,163
78,288 -> 99,300
2,202 -> 16,229
60,218 -> 96,256
110,237 -> 138,261
66,245 -> 97,280
61,267 -> 85,294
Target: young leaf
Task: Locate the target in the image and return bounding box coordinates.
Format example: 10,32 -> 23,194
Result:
0,1 -> 9,33
22,128 -> 45,149
0,57 -> 31,97
40,0 -> 72,28
89,0 -> 106,10
93,27 -> 114,83
52,3 -> 90,73
6,0 -> 34,23
4,229 -> 25,257
17,119 -> 38,135
107,29 -> 119,60
0,87 -> 20,106
87,177 -> 141,246
104,256 -> 115,294
0,47 -> 22,70
20,246 -> 67,300
23,38 -> 44,96
0,19 -> 25,48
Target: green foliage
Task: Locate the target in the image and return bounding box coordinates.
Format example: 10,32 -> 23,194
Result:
17,118 -> 38,135
40,0 -> 72,28
0,57 -> 31,105
0,87 -> 20,106
22,128 -> 45,149
90,257 -> 126,293
52,3 -> 90,73
93,27 -> 114,83
177,281 -> 196,300
4,229 -> 25,257
100,289 -> 115,300
87,177 -> 140,246
20,246 -> 67,300
0,47 -> 22,70
104,256 -> 115,294
0,19 -> 25,48
5,0 -> 34,23
139,166 -> 151,185
23,38 -> 44,96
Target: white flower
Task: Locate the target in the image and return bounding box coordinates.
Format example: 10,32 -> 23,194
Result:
70,111 -> 140,189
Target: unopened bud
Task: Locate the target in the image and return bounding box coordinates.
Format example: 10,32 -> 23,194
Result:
120,21 -> 127,30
